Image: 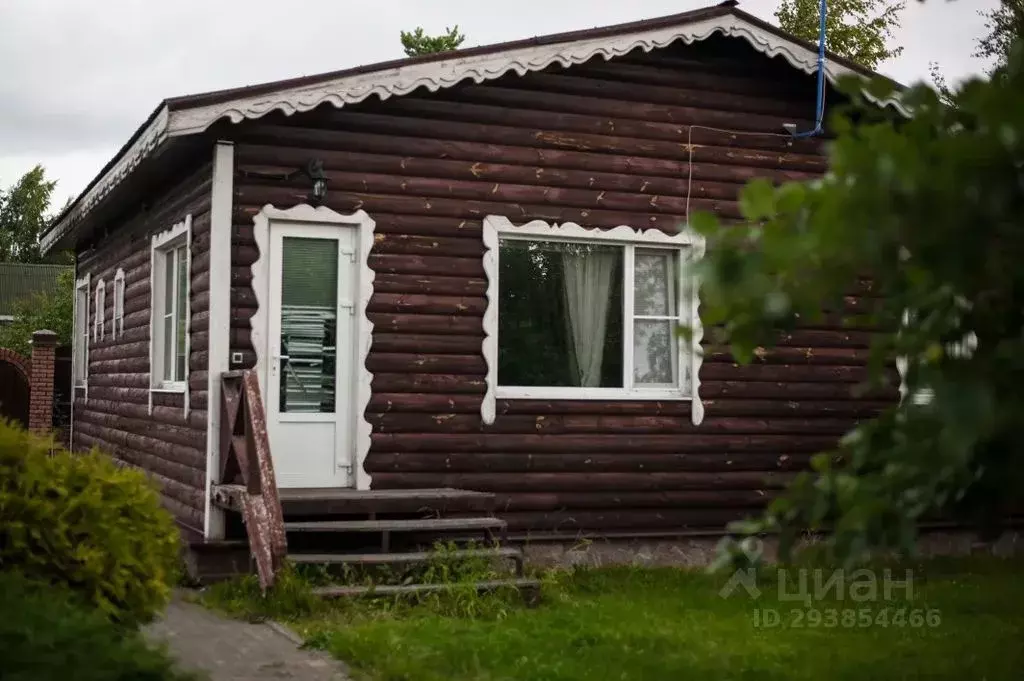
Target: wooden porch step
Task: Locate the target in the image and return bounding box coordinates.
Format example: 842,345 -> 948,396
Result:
212,484 -> 496,515
284,516 -> 505,533
312,577 -> 541,601
289,547 -> 523,572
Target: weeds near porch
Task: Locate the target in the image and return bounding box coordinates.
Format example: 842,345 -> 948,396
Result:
199,540 -> 560,622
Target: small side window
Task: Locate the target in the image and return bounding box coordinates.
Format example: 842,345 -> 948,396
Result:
113,268 -> 126,339
94,279 -> 105,341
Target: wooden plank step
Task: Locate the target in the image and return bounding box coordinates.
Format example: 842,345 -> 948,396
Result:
285,517 -> 505,533
212,485 -> 497,515
289,547 -> 523,566
312,578 -> 541,599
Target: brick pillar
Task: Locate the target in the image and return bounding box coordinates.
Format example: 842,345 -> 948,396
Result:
28,329 -> 58,435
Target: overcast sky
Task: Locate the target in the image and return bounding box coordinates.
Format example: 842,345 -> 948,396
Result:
0,0 -> 1000,208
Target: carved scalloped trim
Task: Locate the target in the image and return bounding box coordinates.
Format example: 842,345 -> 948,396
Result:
481,218 -> 500,426
250,204 -> 376,490
169,14 -> 906,137
49,11 -> 907,252
481,215 -> 705,421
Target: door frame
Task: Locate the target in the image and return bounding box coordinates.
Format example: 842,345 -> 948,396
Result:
251,204 -> 376,491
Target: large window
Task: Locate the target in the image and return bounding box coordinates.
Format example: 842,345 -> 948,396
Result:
482,216 -> 704,419
150,217 -> 191,391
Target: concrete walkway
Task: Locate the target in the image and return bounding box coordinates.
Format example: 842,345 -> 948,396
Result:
145,596 -> 349,681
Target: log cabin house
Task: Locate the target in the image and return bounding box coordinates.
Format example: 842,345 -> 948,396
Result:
41,1 -> 906,578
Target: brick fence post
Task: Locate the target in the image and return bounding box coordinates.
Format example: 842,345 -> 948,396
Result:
29,329 -> 58,435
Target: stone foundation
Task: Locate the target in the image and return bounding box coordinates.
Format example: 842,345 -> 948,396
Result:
521,529 -> 1024,569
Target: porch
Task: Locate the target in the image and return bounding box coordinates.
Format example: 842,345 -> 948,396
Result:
199,370 -> 537,598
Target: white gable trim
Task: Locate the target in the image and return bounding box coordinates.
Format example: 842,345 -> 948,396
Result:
169,13 -> 904,136
43,11 -> 906,255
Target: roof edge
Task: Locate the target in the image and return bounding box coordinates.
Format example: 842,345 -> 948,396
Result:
43,2 -> 906,254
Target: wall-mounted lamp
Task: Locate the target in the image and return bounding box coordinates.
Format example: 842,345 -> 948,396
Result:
304,159 -> 327,205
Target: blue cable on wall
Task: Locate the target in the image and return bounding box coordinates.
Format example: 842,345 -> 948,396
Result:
792,0 -> 828,138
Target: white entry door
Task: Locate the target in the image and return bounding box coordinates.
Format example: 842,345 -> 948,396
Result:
266,222 -> 357,488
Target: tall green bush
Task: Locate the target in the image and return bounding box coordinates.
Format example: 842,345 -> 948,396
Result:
0,572 -> 198,681
0,419 -> 180,624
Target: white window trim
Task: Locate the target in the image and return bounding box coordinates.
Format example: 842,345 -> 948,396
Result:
149,215 -> 192,414
74,273 -> 91,395
113,268 -> 126,339
93,278 -> 105,341
481,216 -> 705,426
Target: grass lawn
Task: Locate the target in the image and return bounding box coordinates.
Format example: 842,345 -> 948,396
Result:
202,556 -> 1024,681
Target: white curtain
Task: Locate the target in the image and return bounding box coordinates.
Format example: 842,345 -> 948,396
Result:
562,249 -> 616,387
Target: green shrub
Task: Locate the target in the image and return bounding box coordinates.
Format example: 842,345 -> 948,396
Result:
0,419 -> 180,624
0,571 -> 198,681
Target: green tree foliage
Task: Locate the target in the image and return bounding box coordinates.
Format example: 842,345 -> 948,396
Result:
0,268 -> 74,355
0,165 -> 57,264
0,572 -> 197,681
400,25 -> 465,56
975,0 -> 1024,73
697,45 -> 1024,568
0,419 -> 181,624
775,0 -> 906,70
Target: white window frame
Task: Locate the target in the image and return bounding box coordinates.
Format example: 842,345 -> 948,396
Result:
149,215 -> 192,398
93,279 -> 105,341
113,268 -> 126,339
73,273 -> 91,390
481,216 -> 705,426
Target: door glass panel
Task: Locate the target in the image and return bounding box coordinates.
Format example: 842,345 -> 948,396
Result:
279,237 -> 338,413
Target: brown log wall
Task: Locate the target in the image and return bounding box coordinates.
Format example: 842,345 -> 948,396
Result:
227,38 -> 895,536
74,164 -> 213,536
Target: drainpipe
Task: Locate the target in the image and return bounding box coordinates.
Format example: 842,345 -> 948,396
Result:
789,0 -> 828,138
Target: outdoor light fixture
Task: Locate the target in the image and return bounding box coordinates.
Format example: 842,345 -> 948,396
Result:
305,159 -> 327,205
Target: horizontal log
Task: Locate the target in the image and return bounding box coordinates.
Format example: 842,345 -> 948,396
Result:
393,87 -> 812,145
502,508 -> 750,532
369,254 -> 483,278
239,127 -> 819,187
371,373 -> 486,394
84,373 -> 149,388
241,185 -> 695,232
700,364 -> 871,383
83,397 -> 205,430
314,111 -> 826,172
238,146 -> 743,205
706,346 -> 872,366
76,430 -> 205,490
370,471 -> 793,493
365,451 -> 817,475
371,232 -> 483,258
701,380 -> 898,401
193,269 -> 210,295
371,334 -> 483,355
367,293 -> 485,316
372,214 -> 481,239
369,392 -> 481,413
366,353 -> 485,375
367,313 -> 482,335
191,252 -> 210,277
775,329 -> 876,349
370,433 -> 840,454
192,290 -> 210,314
367,413 -> 855,436
190,351 -> 209,372
89,340 -> 149,362
240,166 -> 737,220
574,59 -> 809,101
86,386 -> 151,404
492,490 -> 777,512
75,409 -> 205,450
90,357 -> 149,374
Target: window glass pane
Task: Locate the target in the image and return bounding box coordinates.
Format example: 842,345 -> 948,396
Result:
175,246 -> 188,381
634,249 -> 677,317
163,315 -> 174,381
633,319 -> 678,386
498,239 -> 623,388
279,237 -> 338,413
164,249 -> 175,313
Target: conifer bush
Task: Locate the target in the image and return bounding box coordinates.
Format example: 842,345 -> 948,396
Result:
0,419 -> 180,624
